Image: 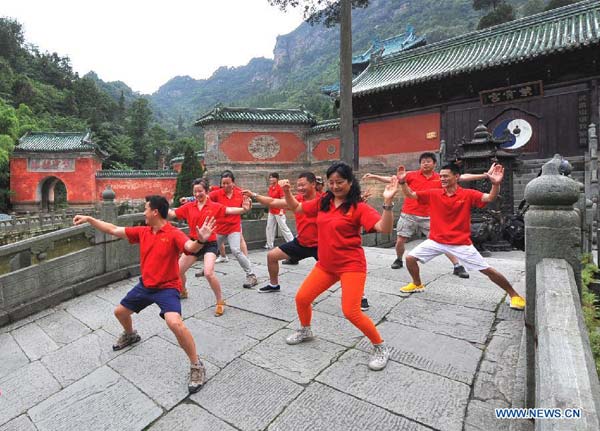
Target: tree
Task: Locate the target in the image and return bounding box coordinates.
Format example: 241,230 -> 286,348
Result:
545,0 -> 581,11
0,18 -> 25,68
174,145 -> 204,205
127,98 -> 153,168
474,1 -> 515,29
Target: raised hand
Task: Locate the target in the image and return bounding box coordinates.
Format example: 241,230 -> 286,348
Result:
488,164 -> 505,185
278,179 -> 291,192
241,196 -> 252,212
73,215 -> 89,225
486,162 -> 498,177
396,165 -> 407,183
361,187 -> 373,202
241,189 -> 254,198
179,197 -> 189,204
383,175 -> 400,201
196,216 -> 216,242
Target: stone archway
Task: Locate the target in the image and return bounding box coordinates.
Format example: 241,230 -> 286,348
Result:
38,176 -> 67,212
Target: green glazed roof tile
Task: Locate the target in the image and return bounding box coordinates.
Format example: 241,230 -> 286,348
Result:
15,131 -> 100,153
307,118 -> 340,135
195,105 -> 317,127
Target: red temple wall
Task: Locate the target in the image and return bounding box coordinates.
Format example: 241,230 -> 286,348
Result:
220,132 -> 306,162
95,178 -> 177,202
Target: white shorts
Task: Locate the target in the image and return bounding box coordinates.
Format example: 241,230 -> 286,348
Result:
408,239 -> 490,272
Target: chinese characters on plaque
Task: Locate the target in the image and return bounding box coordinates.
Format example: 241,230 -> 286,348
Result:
28,158 -> 75,172
480,81 -> 543,106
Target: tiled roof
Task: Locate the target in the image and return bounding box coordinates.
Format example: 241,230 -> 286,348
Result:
353,0 -> 600,96
195,105 -> 317,127
352,25 -> 426,65
96,170 -> 178,178
307,118 -> 340,135
15,132 -> 101,153
170,151 -> 205,164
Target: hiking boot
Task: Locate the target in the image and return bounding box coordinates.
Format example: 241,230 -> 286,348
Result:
215,256 -> 229,263
259,284 -> 281,293
453,265 -> 469,279
180,287 -> 189,299
360,297 -> 370,311
391,258 -> 403,269
112,330 -> 141,351
282,259 -> 299,265
188,357 -> 206,393
399,282 -> 425,296
243,274 -> 258,289
508,295 -> 526,310
214,300 -> 226,317
195,269 -> 204,278
368,342 -> 390,371
286,326 -> 314,345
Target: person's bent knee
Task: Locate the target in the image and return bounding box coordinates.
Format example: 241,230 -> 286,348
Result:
295,292 -> 313,308
342,304 -> 362,322
165,314 -> 184,331
405,255 -> 417,264
114,305 -> 129,319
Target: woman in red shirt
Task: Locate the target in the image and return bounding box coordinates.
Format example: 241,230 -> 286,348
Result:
282,161 -> 399,371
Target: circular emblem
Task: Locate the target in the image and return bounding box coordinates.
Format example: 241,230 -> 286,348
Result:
248,135 -> 280,159
327,144 -> 337,155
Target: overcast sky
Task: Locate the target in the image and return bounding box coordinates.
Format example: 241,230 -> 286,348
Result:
2,0 -> 306,94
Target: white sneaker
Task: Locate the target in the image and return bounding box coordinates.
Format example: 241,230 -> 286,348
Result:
285,326 -> 314,345
215,256 -> 229,263
368,342 -> 390,371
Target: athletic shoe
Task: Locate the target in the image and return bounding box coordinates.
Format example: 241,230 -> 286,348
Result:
188,357 -> 206,393
360,297 -> 370,311
368,342 -> 390,371
112,330 -> 141,351
259,284 -> 281,293
285,326 -> 314,345
399,282 -> 425,296
215,256 -> 229,263
282,259 -> 299,265
391,258 -> 403,269
453,265 -> 470,279
509,296 -> 526,310
243,274 -> 258,289
195,269 -> 204,278
180,287 -> 189,299
263,245 -> 272,250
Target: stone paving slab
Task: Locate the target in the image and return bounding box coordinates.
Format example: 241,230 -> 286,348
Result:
108,336 -> 219,410
0,361 -> 61,426
148,403 -> 237,431
178,285 -> 222,318
0,308 -> 54,334
417,279 -> 506,312
28,366 -> 161,431
464,399 -> 510,431
0,415 -> 37,431
102,304 -> 171,338
194,305 -> 289,341
95,278 -> 138,305
268,382 -> 430,431
40,329 -> 123,387
64,294 -> 117,330
287,310 -> 365,347
225,289 -> 300,321
242,328 -> 346,384
191,358 -> 303,431
356,320 -> 483,385
158,317 -> 258,368
10,322 -> 59,361
35,310 -> 91,345
387,296 -> 496,344
0,333 -> 29,379
316,349 -> 470,431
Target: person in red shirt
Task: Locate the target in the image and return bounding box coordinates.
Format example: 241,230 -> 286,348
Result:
264,172 -> 294,249
209,170 -> 258,288
282,161 -> 400,371
73,195 -> 216,393
244,171 -> 321,293
397,163 -> 526,310
363,152 -> 489,277
168,178 -> 251,315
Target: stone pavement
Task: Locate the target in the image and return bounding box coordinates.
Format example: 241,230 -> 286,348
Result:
0,243 -> 532,431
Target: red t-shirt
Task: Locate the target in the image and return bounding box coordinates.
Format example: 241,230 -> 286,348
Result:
209,187 -> 243,235
268,184 -> 285,215
402,170 -> 442,217
295,194 -> 318,247
174,200 -> 226,242
416,186 -> 486,245
125,223 -> 189,291
302,198 -> 380,273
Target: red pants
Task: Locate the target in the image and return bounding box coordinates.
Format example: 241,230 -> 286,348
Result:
295,265 -> 383,344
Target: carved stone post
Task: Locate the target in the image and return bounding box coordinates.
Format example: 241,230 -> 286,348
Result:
524,154 -> 582,408
99,186 -> 120,273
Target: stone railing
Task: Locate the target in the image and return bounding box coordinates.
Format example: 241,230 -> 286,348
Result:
524,155 -> 600,428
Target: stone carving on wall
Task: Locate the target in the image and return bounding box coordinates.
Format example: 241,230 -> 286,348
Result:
248,135 -> 280,159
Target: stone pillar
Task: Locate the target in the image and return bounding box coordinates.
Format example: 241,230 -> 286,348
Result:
99,186 -> 120,272
524,154 -> 582,408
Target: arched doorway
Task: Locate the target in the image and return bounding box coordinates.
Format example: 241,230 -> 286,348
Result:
38,177 -> 67,212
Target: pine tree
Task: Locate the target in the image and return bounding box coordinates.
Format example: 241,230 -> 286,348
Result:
174,145 -> 204,205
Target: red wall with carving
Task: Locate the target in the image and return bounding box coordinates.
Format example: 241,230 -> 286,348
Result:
358,112 -> 440,156
96,178 -> 177,202
312,138 -> 340,161
220,132 -> 306,162
10,157 -> 101,204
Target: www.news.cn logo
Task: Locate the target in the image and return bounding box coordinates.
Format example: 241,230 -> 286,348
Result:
495,408 -> 582,419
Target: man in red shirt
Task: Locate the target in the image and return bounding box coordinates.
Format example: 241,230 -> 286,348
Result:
397,163 -> 526,310
264,172 -> 294,249
73,195 -> 216,393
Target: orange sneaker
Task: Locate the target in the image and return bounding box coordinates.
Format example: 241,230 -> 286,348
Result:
509,296 -> 526,310
214,300 -> 226,317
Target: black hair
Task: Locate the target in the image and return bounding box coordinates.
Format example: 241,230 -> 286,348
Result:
419,152 -> 437,163
269,172 -> 280,179
192,177 -> 209,191
320,161 -> 361,213
145,195 -> 169,219
440,163 -> 461,175
298,171 -> 316,183
220,170 -> 235,182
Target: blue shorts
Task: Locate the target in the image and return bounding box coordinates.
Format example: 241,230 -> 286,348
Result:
279,238 -> 318,261
193,240 -> 218,258
120,279 -> 181,319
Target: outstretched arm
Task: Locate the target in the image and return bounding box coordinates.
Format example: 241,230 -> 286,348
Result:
242,189 -> 288,209
361,173 -> 393,183
225,196 -> 252,215
374,176 -> 400,233
460,162 -> 498,182
73,215 -> 127,239
482,164 -> 504,203
279,179 -> 303,213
